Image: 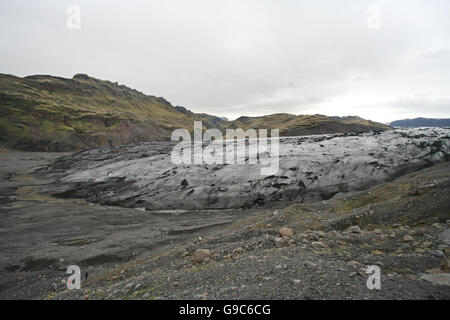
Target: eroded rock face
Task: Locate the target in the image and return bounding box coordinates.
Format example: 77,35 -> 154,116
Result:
39,128 -> 449,210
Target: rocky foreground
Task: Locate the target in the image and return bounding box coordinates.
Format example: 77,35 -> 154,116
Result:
0,128 -> 449,299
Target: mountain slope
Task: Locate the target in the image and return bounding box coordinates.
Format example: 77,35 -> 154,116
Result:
0,73 -> 218,151
229,113 -> 390,136
0,73 -> 390,151
389,118 -> 450,127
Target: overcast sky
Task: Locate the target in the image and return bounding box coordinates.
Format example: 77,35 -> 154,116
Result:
1,0 -> 449,123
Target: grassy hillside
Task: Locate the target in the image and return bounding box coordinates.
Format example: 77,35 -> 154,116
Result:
229,113 -> 390,137
0,73 -> 390,151
0,73 -> 219,151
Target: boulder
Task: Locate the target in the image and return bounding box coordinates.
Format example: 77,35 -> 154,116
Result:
192,249 -> 211,264
279,227 -> 294,238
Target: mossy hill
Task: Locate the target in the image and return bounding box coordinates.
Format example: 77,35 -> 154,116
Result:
229,114 -> 390,137
0,73 -> 390,151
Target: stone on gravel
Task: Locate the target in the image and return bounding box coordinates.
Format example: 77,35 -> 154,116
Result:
348,226 -> 361,234
422,241 -> 433,248
311,241 -> 327,248
273,237 -> 289,248
347,261 -> 362,268
403,235 -> 414,242
192,249 -> 211,264
233,247 -> 243,254
304,261 -> 317,268
430,250 -> 445,258
279,227 -> 294,238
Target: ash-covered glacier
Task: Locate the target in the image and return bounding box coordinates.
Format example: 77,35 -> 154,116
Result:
39,128 -> 449,210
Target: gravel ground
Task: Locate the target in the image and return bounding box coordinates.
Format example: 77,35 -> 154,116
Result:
0,134 -> 449,300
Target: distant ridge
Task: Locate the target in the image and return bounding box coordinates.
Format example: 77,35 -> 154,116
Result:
389,118 -> 450,127
0,73 -> 390,151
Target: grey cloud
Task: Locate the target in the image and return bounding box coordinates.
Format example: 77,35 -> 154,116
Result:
391,96 -> 450,114
1,0 -> 449,122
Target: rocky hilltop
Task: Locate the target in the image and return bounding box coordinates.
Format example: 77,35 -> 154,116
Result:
0,73 -> 389,151
230,114 -> 390,137
390,118 -> 450,127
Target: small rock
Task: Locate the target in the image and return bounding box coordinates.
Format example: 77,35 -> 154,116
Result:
308,233 -> 320,241
348,226 -> 361,234
422,241 -> 433,248
273,237 -> 289,247
304,261 -> 317,268
124,282 -> 134,289
404,274 -> 417,280
299,233 -> 308,238
274,265 -> 283,270
403,235 -> 414,242
373,229 -> 383,234
233,247 -> 244,254
430,250 -> 444,258
347,261 -> 361,268
279,227 -> 294,238
192,249 -> 211,264
311,241 -> 327,248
